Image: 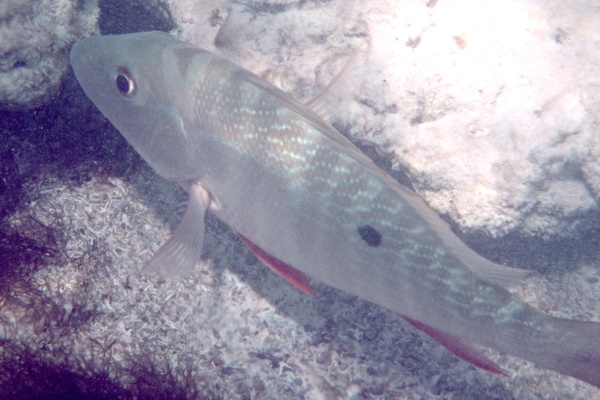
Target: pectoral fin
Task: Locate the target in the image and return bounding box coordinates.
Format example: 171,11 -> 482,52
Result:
239,234 -> 314,295
143,182 -> 210,277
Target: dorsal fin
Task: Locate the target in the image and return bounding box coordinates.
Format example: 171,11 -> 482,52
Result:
304,52 -> 359,121
241,57 -> 530,287
386,180 -> 532,286
240,69 -> 378,170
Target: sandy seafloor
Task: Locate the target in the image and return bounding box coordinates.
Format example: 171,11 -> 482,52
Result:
1,0 -> 600,399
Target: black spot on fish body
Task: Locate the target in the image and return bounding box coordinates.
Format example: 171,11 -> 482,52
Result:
358,225 -> 382,247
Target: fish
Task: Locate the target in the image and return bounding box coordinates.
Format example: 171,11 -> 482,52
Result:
70,31 -> 600,388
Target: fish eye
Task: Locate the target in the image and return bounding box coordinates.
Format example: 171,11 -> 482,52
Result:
114,67 -> 135,98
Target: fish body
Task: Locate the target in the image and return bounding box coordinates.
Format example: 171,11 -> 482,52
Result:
70,31 -> 600,387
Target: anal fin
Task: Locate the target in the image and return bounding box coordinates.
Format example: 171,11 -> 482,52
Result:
239,234 -> 314,295
400,315 -> 507,376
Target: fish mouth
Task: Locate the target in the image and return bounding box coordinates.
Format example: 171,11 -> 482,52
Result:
70,38 -> 102,95
70,37 -> 95,75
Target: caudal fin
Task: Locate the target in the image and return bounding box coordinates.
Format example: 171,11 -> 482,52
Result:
532,317 -> 600,388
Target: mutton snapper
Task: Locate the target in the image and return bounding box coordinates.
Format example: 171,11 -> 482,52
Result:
70,31 -> 600,387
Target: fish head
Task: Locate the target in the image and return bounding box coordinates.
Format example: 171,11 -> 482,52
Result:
70,31 -> 209,182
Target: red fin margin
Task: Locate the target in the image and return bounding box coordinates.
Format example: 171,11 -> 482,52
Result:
400,315 -> 507,376
239,234 -> 314,295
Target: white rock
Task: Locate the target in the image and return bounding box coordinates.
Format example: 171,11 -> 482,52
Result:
0,0 -> 98,109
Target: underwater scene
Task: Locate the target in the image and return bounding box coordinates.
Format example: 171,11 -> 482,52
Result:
1,1 -> 600,399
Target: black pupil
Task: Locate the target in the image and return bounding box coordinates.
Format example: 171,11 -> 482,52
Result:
116,75 -> 130,94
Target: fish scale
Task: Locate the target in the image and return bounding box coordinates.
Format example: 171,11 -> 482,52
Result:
70,31 -> 600,388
